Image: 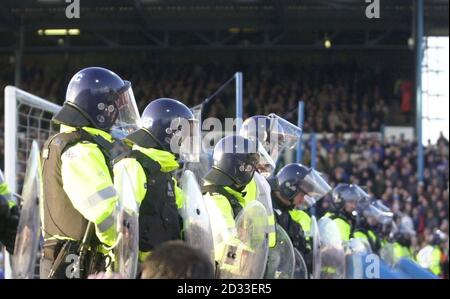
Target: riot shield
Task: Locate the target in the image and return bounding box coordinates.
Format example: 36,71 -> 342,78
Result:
345,238 -> 372,279
253,172 -> 275,244
317,217 -> 346,279
203,193 -> 232,265
217,200 -> 269,279
254,172 -> 273,212
114,167 -> 139,278
264,225 -> 295,279
12,140 -> 42,279
293,248 -> 308,279
183,104 -> 211,183
346,238 -> 372,254
311,216 -> 322,279
380,242 -> 396,267
416,245 -> 434,270
180,170 -> 215,267
183,152 -> 213,186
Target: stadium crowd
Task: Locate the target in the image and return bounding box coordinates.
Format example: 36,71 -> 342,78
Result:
297,132 -> 449,254
1,61 -> 394,131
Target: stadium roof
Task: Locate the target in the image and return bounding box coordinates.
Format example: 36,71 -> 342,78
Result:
0,0 -> 448,52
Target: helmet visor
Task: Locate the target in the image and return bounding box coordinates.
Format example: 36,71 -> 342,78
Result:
255,140 -> 276,177
299,169 -> 332,207
110,82 -> 141,140
342,184 -> 370,204
361,204 -> 394,225
266,113 -> 303,163
169,117 -> 201,163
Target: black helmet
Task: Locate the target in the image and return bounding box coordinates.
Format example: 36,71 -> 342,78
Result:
332,183 -> 367,211
239,115 -> 277,174
203,135 -> 259,189
276,163 -> 331,208
393,231 -> 412,247
53,67 -> 140,136
380,220 -> 395,239
126,98 -> 196,154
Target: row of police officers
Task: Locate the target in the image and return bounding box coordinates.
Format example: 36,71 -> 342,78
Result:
1,66 -> 447,278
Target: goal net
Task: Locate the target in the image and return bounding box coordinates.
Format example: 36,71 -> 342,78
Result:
3,86 -> 61,278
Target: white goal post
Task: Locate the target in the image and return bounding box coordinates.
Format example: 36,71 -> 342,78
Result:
4,86 -> 61,194
3,86 -> 62,278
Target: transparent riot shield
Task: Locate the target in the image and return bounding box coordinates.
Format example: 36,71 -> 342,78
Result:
345,238 -> 373,279
311,216 -> 322,279
253,172 -> 275,241
203,193 -> 232,267
416,245 -> 434,270
217,200 -> 269,279
346,238 -> 372,255
264,225 -> 295,279
180,170 -> 215,267
114,167 -> 139,278
253,172 -> 273,209
293,248 -> 309,279
183,104 -> 212,184
12,140 -> 42,279
380,242 -> 396,267
317,217 -> 346,279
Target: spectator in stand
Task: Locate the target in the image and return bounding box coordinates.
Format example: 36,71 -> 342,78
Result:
396,78 -> 414,124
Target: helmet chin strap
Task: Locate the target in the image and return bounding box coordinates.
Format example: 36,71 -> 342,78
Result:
232,183 -> 246,192
231,175 -> 250,192
288,200 -> 296,210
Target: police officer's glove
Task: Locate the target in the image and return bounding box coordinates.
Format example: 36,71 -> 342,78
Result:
0,205 -> 20,254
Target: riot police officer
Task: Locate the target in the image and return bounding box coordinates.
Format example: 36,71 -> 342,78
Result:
114,98 -> 198,262
417,230 -> 448,277
202,135 -> 260,224
40,67 -> 140,278
353,198 -> 392,254
271,163 -> 331,271
239,115 -> 303,249
392,220 -> 415,262
201,135 -> 261,268
324,183 -> 366,242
